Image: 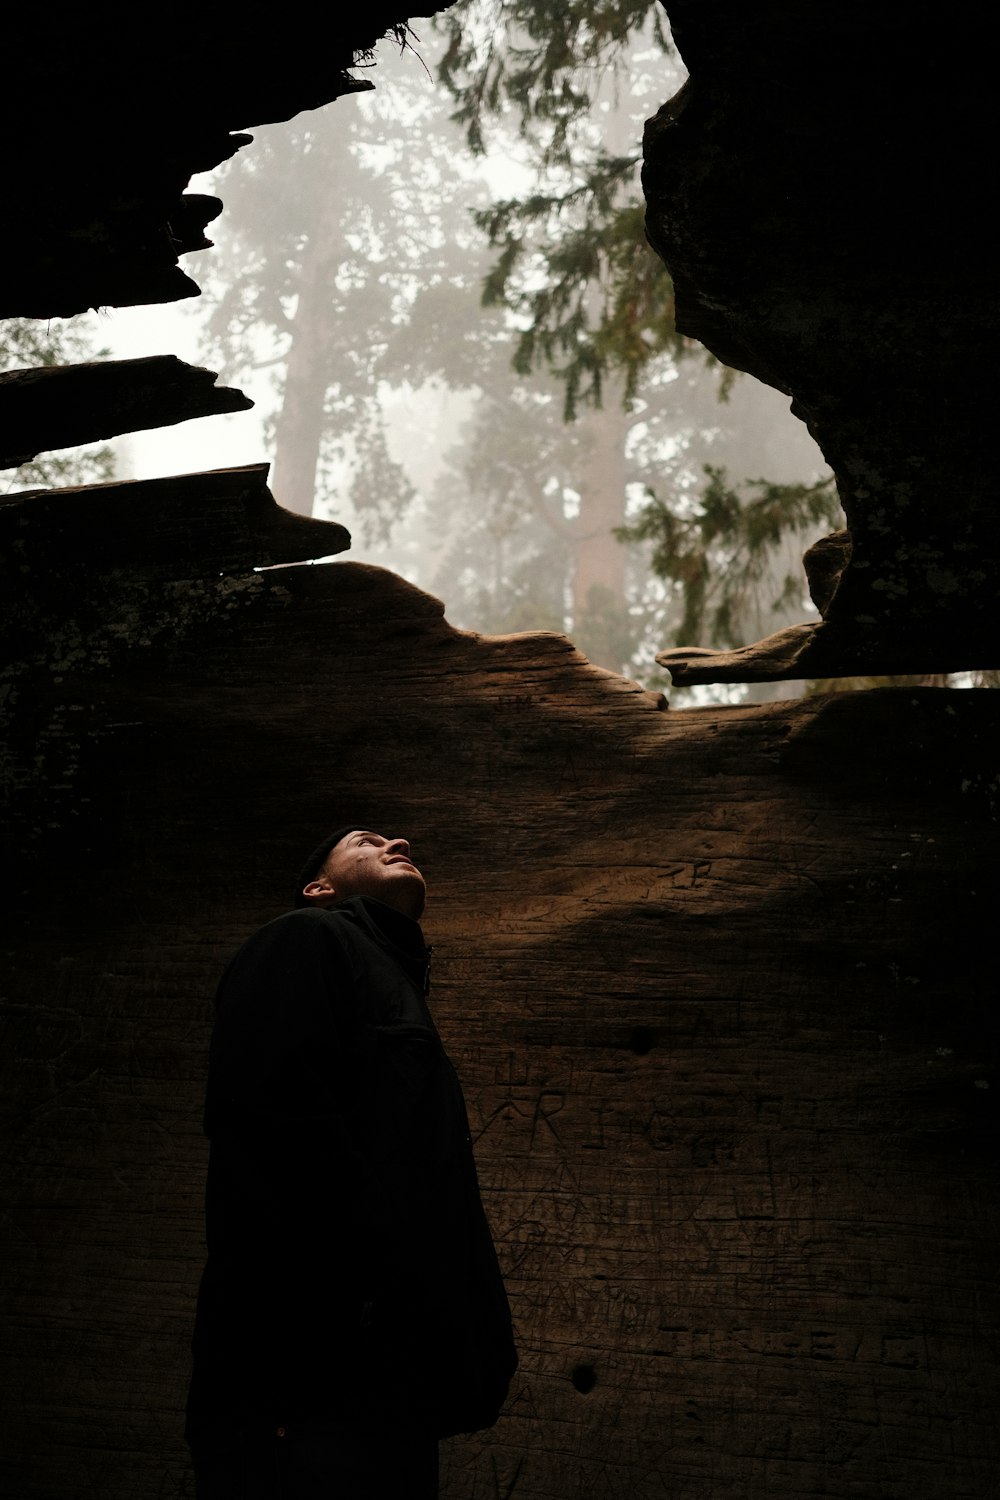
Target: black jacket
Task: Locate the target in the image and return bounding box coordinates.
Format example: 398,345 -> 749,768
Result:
186,898 -> 516,1442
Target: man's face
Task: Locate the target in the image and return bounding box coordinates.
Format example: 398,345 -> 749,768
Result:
302,829 -> 426,920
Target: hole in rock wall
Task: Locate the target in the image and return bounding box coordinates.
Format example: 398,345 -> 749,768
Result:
628,1025 -> 655,1056
11,20 -> 834,707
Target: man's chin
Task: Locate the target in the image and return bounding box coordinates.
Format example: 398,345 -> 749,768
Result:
382,870 -> 426,920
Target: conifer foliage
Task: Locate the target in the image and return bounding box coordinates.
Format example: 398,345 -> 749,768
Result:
194,12 -> 839,683
437,0 -> 685,416
433,0 -> 840,673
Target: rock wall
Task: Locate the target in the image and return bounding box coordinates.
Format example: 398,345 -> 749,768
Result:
3,4 -> 1000,1497
645,0 -> 1000,685
3,523 -> 997,1497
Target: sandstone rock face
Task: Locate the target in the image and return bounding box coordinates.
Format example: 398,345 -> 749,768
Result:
644,1 -> 1000,683
0,4 -> 445,317
0,357 -> 252,470
3,5 -> 999,1496
2,526 -> 997,1497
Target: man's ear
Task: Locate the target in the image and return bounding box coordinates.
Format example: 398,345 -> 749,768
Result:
301,879 -> 337,908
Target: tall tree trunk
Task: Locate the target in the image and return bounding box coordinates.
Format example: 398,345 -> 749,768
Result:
268,194 -> 341,518
268,121 -> 360,521
566,90 -> 637,673
572,380 -> 629,671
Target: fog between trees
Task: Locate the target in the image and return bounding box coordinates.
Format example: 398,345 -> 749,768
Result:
2,9 -> 838,702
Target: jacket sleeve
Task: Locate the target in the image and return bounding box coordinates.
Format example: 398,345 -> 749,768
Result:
203,909 -> 400,1319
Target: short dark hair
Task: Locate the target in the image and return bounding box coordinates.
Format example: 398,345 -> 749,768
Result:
292,826 -> 358,908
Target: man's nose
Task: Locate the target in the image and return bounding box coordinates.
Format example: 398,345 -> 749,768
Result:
386,837 -> 410,854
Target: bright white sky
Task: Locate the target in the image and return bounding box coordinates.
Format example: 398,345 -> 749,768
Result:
94,272 -> 270,483
85,45 -> 536,495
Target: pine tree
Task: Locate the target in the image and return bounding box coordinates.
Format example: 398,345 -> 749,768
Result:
436,0 -> 686,412
193,44 -> 486,527
192,17 -> 839,682
431,3 -> 852,684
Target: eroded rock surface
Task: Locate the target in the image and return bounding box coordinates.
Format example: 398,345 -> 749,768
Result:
2,6 -> 999,1496
0,5 -> 448,317
2,539 -> 997,1498
645,2 -> 1000,682
0,357 -> 252,469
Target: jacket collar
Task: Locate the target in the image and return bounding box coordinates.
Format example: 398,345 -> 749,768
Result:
334,895 -> 432,991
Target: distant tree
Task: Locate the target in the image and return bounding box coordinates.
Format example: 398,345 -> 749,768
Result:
430,5 -> 697,666
427,340 -> 836,675
436,0 -> 686,413
1,316 -> 116,489
193,45 -> 487,527
435,0 -> 843,677
617,465 -> 842,649
193,18 -> 838,680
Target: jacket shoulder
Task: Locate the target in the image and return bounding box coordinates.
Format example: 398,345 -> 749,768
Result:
235,905 -> 355,951
217,906 -> 356,997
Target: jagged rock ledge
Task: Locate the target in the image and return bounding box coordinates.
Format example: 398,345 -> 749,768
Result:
0,357 -> 252,469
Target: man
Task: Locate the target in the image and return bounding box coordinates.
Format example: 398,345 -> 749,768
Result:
186,826 -> 517,1498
